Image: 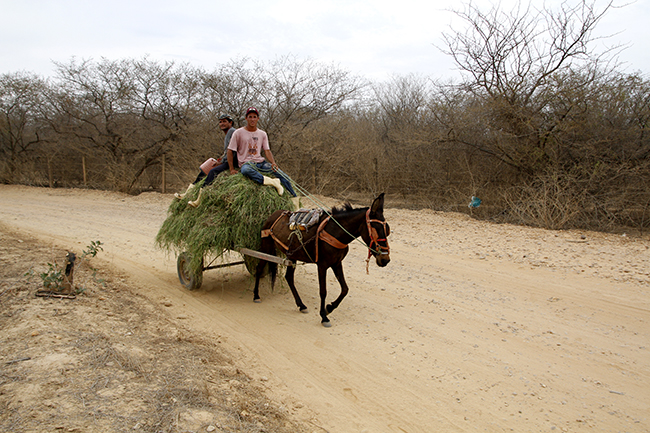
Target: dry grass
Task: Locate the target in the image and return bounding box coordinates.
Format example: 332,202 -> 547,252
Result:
0,228 -> 310,433
155,174 -> 295,274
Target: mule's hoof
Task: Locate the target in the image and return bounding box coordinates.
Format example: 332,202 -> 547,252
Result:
300,307 -> 309,314
254,299 -> 262,303
321,321 -> 332,328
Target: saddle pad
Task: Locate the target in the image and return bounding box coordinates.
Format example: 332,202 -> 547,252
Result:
289,208 -> 322,230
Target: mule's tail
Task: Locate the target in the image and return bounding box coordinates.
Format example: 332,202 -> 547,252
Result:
258,231 -> 280,291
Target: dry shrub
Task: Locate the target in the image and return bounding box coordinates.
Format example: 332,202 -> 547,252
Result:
502,173 -> 587,230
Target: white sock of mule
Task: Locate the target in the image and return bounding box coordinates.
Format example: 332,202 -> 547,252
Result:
263,176 -> 284,195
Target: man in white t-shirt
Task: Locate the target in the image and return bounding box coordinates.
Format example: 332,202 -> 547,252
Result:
227,107 -> 295,195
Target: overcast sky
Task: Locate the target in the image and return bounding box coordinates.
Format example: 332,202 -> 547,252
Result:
1,0 -> 648,82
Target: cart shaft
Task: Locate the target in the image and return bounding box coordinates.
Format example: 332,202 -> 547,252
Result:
238,248 -> 295,267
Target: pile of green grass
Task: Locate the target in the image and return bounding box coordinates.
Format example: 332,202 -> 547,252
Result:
155,174 -> 295,274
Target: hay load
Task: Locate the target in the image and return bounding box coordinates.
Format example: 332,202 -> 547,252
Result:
155,174 -> 296,276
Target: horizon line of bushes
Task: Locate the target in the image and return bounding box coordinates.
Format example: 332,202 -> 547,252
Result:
2,1 -> 649,234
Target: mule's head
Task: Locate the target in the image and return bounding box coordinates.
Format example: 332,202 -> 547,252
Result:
363,193 -> 391,267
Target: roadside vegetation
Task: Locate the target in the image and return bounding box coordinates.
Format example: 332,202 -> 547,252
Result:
1,0 -> 648,234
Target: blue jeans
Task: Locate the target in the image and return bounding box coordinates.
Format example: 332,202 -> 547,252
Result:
204,161 -> 231,186
240,161 -> 296,197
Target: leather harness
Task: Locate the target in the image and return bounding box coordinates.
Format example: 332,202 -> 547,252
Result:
261,213 -> 348,262
261,209 -> 389,264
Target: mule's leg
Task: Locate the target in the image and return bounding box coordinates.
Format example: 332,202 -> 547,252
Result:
253,260 -> 265,303
253,236 -> 277,303
285,266 -> 308,313
326,261 -> 349,315
317,265 -> 331,327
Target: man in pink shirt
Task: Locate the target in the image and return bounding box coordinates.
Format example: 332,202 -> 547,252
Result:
227,107 -> 295,195
188,107 -> 295,207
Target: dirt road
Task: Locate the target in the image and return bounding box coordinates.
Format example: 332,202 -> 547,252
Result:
0,185 -> 648,432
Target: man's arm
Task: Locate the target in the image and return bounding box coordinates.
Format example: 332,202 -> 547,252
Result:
264,149 -> 278,170
219,128 -> 235,162
227,149 -> 238,174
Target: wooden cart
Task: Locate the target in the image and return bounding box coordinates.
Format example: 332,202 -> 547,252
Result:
176,248 -> 294,291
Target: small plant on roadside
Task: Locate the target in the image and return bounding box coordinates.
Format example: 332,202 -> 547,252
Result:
83,240 -> 103,258
25,240 -> 105,294
80,240 -> 106,290
37,262 -> 64,290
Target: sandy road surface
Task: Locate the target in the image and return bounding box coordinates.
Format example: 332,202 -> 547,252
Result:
1,184 -> 648,432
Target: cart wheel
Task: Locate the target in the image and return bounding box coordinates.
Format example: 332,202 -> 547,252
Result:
177,252 -> 203,290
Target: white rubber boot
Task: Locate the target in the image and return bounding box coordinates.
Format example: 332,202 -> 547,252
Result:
187,188 -> 203,208
263,176 -> 284,196
174,183 -> 195,200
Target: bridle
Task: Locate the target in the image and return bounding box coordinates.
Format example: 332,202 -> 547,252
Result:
365,209 -> 390,273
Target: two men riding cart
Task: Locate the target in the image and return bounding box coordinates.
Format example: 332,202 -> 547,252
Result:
157,108 -> 390,326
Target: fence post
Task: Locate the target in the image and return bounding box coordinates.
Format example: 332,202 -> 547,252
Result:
82,156 -> 87,186
47,157 -> 53,188
162,153 -> 166,194
374,157 -> 378,189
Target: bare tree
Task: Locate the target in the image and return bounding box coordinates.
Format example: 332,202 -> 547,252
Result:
44,58 -> 203,192
440,0 -> 615,174
203,56 -> 366,150
259,56 -> 366,148
201,57 -> 262,128
0,72 -> 47,183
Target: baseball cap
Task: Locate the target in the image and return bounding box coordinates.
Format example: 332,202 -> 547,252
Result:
218,114 -> 233,122
246,107 -> 259,116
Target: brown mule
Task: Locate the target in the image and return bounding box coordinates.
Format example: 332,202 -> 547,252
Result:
253,193 -> 390,327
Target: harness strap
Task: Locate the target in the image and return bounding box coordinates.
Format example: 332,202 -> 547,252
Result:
262,212 -> 351,264
314,216 -> 348,262
365,209 -> 390,255
261,211 -> 291,251
319,230 -> 347,249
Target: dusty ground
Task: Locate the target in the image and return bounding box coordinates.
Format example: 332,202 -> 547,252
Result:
0,184 -> 648,433
0,221 -> 311,432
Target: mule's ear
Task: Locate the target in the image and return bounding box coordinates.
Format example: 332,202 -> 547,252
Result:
371,193 -> 385,215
